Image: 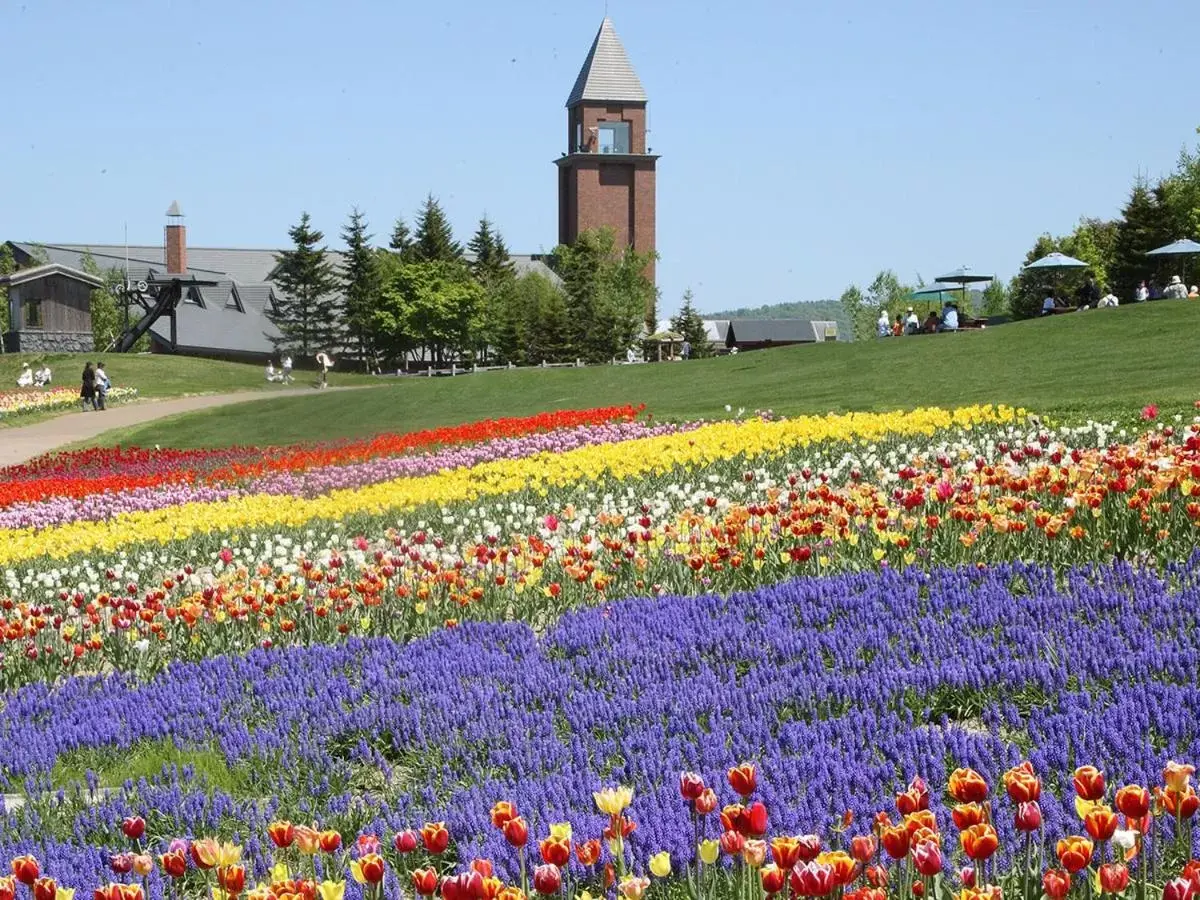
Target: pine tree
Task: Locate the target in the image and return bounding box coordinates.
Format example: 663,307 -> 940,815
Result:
412,194 -> 463,263
669,289 -> 713,357
267,212 -> 341,357
468,216 -> 514,285
389,217 -> 416,262
0,242 -> 14,343
1111,179 -> 1172,300
340,207 -> 382,371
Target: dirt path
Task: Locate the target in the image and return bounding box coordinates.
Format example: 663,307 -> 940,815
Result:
1,389 -> 348,467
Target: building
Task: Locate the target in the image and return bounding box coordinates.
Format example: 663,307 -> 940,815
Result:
557,18 -> 658,282
721,319 -> 838,352
5,208 -> 558,362
1,263 -> 103,353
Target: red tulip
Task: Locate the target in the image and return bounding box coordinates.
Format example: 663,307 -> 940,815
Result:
948,768 -> 989,804
720,804 -> 746,833
1099,864 -> 1130,894
728,763 -> 758,797
0,876 -> 13,900
470,860 -> 493,879
680,772 -> 705,801
356,855 -> 386,886
694,789 -> 718,815
959,868 -> 976,888
490,801 -> 517,829
121,817 -> 146,841
422,822 -> 450,854
864,866 -> 888,888
960,824 -> 999,862
532,865 -> 561,896
880,824 -> 910,860
11,857 -> 39,886
745,801 -> 769,837
850,835 -> 876,864
110,854 -> 133,876
394,830 -> 419,854
539,837 -> 570,867
760,865 -> 787,895
1014,801 -> 1042,832
720,830 -> 745,855
1115,786 -> 1151,820
411,869 -> 440,896
1074,766 -> 1106,801
789,861 -> 836,898
1164,879 -> 1196,900
1042,871 -> 1071,900
769,837 -> 803,870
575,839 -> 601,867
268,821 -> 295,849
502,817 -> 528,848
158,851 -> 187,879
32,879 -> 56,900
1084,806 -> 1119,842
796,834 -> 822,862
912,841 -> 943,877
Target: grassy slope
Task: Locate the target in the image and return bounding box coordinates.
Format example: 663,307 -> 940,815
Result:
87,302 -> 1199,449
0,353 -> 382,428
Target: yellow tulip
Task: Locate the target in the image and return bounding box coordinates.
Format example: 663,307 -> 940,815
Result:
58,890 -> 75,900
216,842 -> 242,867
649,852 -> 671,878
318,882 -> 345,900
593,785 -> 634,816
270,864 -> 291,885
549,822 -> 573,841
699,840 -> 720,865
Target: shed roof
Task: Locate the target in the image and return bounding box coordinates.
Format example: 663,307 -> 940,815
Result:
0,262 -> 105,288
726,319 -> 820,344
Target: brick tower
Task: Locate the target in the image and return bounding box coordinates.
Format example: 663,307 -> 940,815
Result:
556,18 -> 658,282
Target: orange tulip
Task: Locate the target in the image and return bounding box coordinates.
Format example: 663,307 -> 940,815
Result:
353,855 -> 386,886
1073,766 -> 1106,802
1084,806 -> 1119,842
1115,786 -> 1151,820
32,879 -> 56,900
960,824 -> 999,862
760,865 -> 786,895
850,835 -> 876,864
1056,836 -> 1094,873
318,831 -> 341,854
948,768 -> 989,804
503,817 -> 528,848
218,865 -> 246,897
575,840 -> 601,867
411,869 -> 439,897
1159,786 -> 1200,819
539,837 -> 570,868
728,763 -> 758,798
951,803 -> 986,830
268,821 -> 295,849
1003,762 -> 1042,803
421,822 -> 450,854
490,802 -> 518,830
770,837 -> 804,871
903,810 -> 938,838
880,824 -> 910,860
294,827 -> 320,855
1099,864 -> 1130,894
1042,871 -> 1071,900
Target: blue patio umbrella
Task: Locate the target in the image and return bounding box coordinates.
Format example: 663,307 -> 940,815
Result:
1023,252 -> 1089,272
1147,239 -> 1200,285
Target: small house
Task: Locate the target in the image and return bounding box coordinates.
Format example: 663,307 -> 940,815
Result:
1,263 -> 101,353
723,318 -> 837,352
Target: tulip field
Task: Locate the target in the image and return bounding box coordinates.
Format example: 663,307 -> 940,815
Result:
2,399 -> 1200,900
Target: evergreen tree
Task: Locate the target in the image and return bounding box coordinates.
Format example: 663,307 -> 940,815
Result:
340,207 -> 382,370
389,217 -> 416,262
0,242 -> 14,343
1111,180 -> 1172,300
412,194 -> 463,263
467,216 -> 514,285
669,289 -> 713,357
267,212 -> 342,357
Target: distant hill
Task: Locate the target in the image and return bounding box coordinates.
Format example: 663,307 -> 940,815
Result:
707,300 -> 852,341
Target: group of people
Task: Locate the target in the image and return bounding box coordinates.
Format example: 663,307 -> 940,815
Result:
1134,275 -> 1198,302
265,355 -> 294,384
79,362 -> 111,411
16,363 -> 52,388
878,303 -> 962,337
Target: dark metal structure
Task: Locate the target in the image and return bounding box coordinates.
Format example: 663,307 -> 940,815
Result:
113,277 -> 217,353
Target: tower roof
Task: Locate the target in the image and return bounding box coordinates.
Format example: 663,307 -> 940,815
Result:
566,17 -> 647,107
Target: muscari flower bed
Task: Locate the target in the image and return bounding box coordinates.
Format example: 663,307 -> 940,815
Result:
2,559 -> 1199,897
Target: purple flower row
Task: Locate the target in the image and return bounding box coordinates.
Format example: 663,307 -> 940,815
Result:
0,421 -> 690,530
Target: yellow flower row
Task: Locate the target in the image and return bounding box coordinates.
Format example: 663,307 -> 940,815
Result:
0,405 -> 1021,565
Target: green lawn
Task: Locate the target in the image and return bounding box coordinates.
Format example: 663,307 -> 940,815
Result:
85,302 -> 1200,449
0,353 -> 382,427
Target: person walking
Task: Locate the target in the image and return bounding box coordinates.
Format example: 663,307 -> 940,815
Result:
315,351 -> 334,389
282,355 -> 293,384
94,362 -> 110,410
80,362 -> 96,411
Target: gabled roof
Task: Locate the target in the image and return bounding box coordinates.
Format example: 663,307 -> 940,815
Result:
566,18 -> 647,107
0,262 -> 104,288
726,319 -> 821,344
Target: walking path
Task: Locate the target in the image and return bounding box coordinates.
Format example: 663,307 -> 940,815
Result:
1,388 -> 349,468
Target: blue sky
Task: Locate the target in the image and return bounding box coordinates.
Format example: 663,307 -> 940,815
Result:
3,0 -> 1197,314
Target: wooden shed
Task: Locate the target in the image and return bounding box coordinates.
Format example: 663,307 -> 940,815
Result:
1,263 -> 101,353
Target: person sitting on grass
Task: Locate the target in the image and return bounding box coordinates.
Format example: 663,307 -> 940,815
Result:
16,364 -> 33,388
1190,285 -> 1199,299
34,365 -> 52,386
922,311 -> 940,334
892,315 -> 903,337
904,307 -> 920,334
266,361 -> 283,383
1097,287 -> 1119,308
1164,275 -> 1189,299
941,303 -> 959,332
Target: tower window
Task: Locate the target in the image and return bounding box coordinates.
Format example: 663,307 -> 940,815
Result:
23,299 -> 43,328
597,121 -> 631,154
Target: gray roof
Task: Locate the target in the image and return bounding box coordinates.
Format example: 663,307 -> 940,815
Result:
726,319 -> 822,344
566,18 -> 648,107
0,262 -> 104,288
703,319 -> 730,343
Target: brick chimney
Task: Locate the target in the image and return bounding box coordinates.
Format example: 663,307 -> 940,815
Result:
164,200 -> 187,274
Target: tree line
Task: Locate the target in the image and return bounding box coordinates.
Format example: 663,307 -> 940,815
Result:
267,196 -> 660,369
